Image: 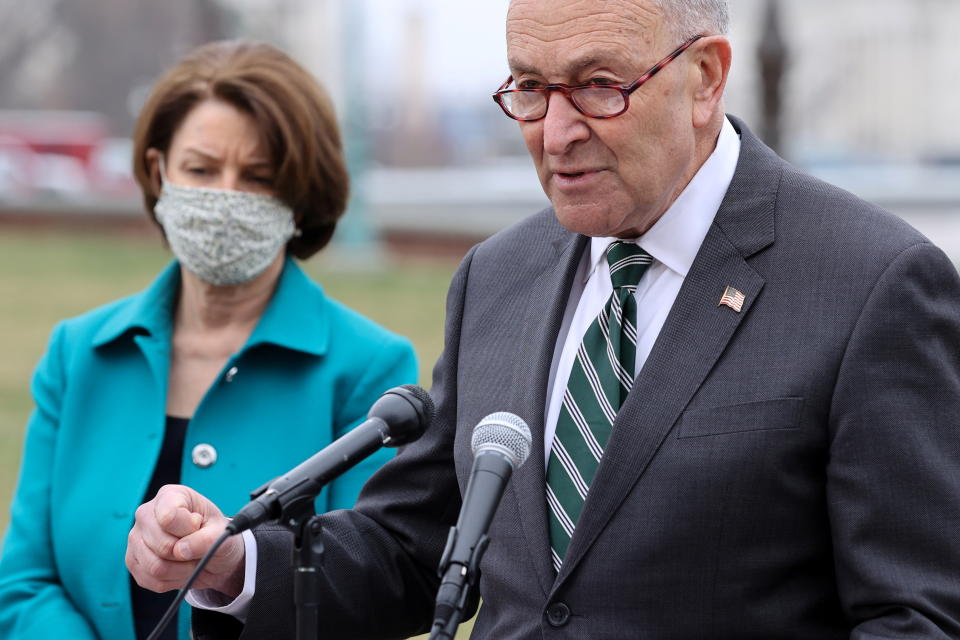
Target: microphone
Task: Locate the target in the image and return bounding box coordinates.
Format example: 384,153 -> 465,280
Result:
430,412 -> 532,639
226,384 -> 434,535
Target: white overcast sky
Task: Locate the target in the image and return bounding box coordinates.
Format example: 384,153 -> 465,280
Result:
362,0 -> 512,104
348,0 -> 750,114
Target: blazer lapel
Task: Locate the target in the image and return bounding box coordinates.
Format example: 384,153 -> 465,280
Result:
506,226 -> 588,596
554,119 -> 782,583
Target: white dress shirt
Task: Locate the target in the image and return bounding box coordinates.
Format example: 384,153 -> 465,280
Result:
542,117 -> 741,466
188,117 -> 741,619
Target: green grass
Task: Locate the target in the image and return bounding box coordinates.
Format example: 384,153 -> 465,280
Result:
0,227 -> 473,637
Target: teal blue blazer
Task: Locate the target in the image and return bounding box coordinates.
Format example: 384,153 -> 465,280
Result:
0,258 -> 418,639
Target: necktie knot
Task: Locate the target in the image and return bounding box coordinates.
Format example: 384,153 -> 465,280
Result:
606,241 -> 652,291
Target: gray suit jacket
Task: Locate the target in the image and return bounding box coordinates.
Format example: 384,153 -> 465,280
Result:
195,117 -> 960,639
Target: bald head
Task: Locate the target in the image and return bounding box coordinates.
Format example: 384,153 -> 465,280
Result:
507,0 -> 664,75
650,0 -> 729,39
507,0 -> 728,42
506,0 -> 729,89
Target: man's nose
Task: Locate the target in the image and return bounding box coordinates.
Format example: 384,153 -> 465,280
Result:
541,91 -> 590,156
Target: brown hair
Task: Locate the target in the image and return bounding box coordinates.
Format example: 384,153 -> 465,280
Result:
132,40 -> 348,258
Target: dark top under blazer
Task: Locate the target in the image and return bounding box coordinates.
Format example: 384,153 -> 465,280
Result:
195,117 -> 960,639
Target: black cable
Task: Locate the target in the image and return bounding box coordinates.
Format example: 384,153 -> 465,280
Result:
428,606 -> 464,640
146,528 -> 234,640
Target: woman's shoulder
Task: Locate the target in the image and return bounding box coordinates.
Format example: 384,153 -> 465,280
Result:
323,296 -> 409,346
46,263 -> 177,353
281,260 -> 413,354
49,291 -> 147,346
55,263 -> 179,349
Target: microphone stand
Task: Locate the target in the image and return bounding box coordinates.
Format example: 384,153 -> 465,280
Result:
249,484 -> 325,640
292,513 -> 325,640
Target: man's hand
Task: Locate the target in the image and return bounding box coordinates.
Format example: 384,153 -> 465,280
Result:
126,484 -> 246,599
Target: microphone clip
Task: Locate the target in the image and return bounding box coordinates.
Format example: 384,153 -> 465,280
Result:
429,527 -> 488,640
437,526 -> 489,586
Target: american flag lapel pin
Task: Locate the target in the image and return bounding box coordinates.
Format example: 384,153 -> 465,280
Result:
718,286 -> 746,313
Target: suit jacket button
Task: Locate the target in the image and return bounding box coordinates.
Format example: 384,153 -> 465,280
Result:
192,443 -> 218,468
546,601 -> 571,627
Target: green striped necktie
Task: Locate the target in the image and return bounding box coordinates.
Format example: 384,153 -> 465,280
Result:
546,241 -> 653,573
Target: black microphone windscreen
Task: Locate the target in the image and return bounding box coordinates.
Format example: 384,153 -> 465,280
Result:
401,383 -> 436,425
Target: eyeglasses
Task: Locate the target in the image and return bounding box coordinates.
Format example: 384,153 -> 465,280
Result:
492,35 -> 704,122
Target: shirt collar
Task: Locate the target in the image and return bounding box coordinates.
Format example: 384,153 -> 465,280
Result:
585,116 -> 741,281
93,256 -> 328,356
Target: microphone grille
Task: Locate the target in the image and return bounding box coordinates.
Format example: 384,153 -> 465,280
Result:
400,384 -> 436,425
471,412 -> 532,468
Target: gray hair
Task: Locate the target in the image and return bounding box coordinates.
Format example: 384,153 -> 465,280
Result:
653,0 -> 730,39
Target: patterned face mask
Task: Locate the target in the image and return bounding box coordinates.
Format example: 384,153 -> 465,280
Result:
154,160 -> 296,286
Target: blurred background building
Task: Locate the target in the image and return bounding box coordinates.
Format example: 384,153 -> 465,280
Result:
0,0 -> 958,254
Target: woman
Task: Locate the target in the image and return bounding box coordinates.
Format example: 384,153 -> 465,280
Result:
0,41 -> 417,640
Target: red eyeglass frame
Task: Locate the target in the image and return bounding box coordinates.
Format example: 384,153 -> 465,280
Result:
492,34 -> 705,121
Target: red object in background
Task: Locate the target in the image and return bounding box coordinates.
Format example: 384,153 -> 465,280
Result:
0,111 -> 136,198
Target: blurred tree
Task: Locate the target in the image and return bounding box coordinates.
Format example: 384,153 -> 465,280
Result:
757,0 -> 788,155
0,0 -> 236,134
0,0 -> 67,107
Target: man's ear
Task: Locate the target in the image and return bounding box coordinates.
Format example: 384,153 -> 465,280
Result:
690,36 -> 732,129
145,148 -> 162,196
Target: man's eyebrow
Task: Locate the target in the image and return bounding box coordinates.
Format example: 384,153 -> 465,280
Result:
507,58 -> 538,76
508,51 -> 626,78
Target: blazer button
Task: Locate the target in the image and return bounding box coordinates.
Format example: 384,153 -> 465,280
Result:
192,443 -> 218,468
545,601 -> 571,627
224,366 -> 239,382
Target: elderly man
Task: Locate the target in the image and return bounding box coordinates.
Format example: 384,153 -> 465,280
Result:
128,1 -> 960,638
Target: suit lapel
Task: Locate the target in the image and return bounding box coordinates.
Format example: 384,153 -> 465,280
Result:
506,226 -> 588,596
554,119 -> 782,584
